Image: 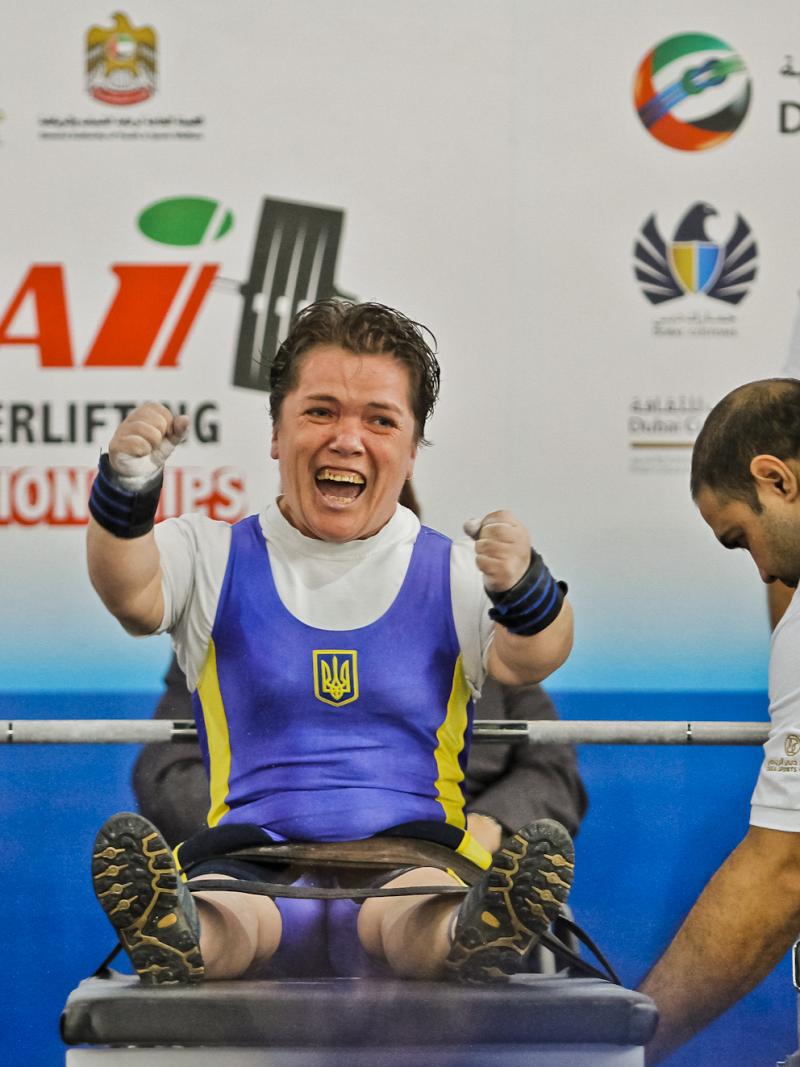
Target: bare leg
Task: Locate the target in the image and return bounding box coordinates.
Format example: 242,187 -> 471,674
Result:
192,874 -> 283,979
357,867 -> 462,979
358,821 -> 575,984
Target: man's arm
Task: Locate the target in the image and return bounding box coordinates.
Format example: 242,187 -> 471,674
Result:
87,403 -> 188,633
465,510 -> 572,685
640,825 -> 800,1065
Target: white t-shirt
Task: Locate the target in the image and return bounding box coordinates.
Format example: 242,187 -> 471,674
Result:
750,585 -> 800,830
154,501 -> 494,694
749,340 -> 800,828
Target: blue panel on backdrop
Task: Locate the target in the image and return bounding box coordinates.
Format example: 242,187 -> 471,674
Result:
1,690 -> 794,1067
558,691 -> 794,1067
0,693 -> 154,1067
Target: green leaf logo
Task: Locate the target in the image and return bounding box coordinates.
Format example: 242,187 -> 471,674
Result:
137,196 -> 234,246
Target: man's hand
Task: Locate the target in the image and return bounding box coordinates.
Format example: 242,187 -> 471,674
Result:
109,402 -> 189,487
463,510 -> 531,593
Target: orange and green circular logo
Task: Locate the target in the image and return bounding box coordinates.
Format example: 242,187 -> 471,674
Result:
634,32 -> 751,151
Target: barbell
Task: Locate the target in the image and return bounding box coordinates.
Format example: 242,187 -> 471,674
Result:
1,719 -> 771,745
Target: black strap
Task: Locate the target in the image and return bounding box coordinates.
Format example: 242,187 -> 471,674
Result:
88,453 -> 163,539
185,877 -> 470,901
539,917 -> 621,985
486,549 -> 567,636
91,886 -> 619,987
92,941 -> 124,979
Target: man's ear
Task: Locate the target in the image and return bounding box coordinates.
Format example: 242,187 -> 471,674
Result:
750,454 -> 800,501
270,426 -> 279,461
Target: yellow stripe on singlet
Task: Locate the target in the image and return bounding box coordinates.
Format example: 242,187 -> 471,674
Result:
196,639 -> 232,827
432,656 -> 493,871
433,654 -> 471,830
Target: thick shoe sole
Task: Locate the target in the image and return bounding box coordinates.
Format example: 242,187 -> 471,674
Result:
92,812 -> 204,985
445,819 -> 575,983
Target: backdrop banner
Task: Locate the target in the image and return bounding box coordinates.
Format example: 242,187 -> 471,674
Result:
2,1 -> 795,692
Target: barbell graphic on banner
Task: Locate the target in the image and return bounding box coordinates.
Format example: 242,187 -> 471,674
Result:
1,719 -> 771,746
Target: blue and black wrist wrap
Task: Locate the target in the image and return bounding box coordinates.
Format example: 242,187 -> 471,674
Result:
88,453 -> 163,539
487,550 -> 567,636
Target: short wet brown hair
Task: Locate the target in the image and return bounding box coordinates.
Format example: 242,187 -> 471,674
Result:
269,300 -> 440,443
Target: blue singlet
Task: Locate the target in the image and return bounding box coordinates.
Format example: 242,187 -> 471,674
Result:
192,515 -> 476,845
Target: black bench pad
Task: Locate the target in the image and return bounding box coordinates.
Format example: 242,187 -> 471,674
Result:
62,972 -> 658,1049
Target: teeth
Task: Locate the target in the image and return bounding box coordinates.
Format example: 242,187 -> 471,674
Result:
316,470 -> 365,485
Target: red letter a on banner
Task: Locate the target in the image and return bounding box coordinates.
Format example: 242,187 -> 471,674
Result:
0,266 -> 74,366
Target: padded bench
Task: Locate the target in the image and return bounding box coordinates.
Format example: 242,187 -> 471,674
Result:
61,971 -> 658,1066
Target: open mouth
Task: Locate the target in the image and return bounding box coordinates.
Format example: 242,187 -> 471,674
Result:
315,468 -> 366,503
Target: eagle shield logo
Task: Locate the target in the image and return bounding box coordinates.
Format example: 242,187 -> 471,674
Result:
313,650 -> 359,708
634,201 -> 757,305
86,12 -> 157,106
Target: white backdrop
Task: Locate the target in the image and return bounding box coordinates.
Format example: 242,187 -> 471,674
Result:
2,0 -> 796,692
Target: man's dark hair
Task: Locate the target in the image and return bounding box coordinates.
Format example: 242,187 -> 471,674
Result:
269,300 -> 440,443
690,378 -> 800,510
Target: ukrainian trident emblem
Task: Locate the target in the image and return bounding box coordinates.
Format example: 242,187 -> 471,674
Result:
313,650 -> 359,707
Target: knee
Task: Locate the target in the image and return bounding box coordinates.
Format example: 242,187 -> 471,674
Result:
379,903 -> 452,979
357,895 -> 457,979
195,893 -> 282,978
356,897 -> 385,959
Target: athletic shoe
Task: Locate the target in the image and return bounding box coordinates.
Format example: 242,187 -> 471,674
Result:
92,811 -> 204,985
445,818 -> 574,983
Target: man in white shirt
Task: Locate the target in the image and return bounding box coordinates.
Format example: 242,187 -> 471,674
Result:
641,377 -> 800,1063
765,309 -> 800,628
87,299 -> 574,986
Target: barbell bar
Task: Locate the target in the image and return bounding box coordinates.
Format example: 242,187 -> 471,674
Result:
1,719 -> 772,745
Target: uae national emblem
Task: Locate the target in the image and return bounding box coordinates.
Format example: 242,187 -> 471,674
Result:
86,12 -> 157,105
633,201 -> 757,305
313,650 -> 359,708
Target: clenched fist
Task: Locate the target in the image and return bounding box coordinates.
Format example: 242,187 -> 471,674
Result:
109,402 -> 190,488
463,510 -> 531,594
